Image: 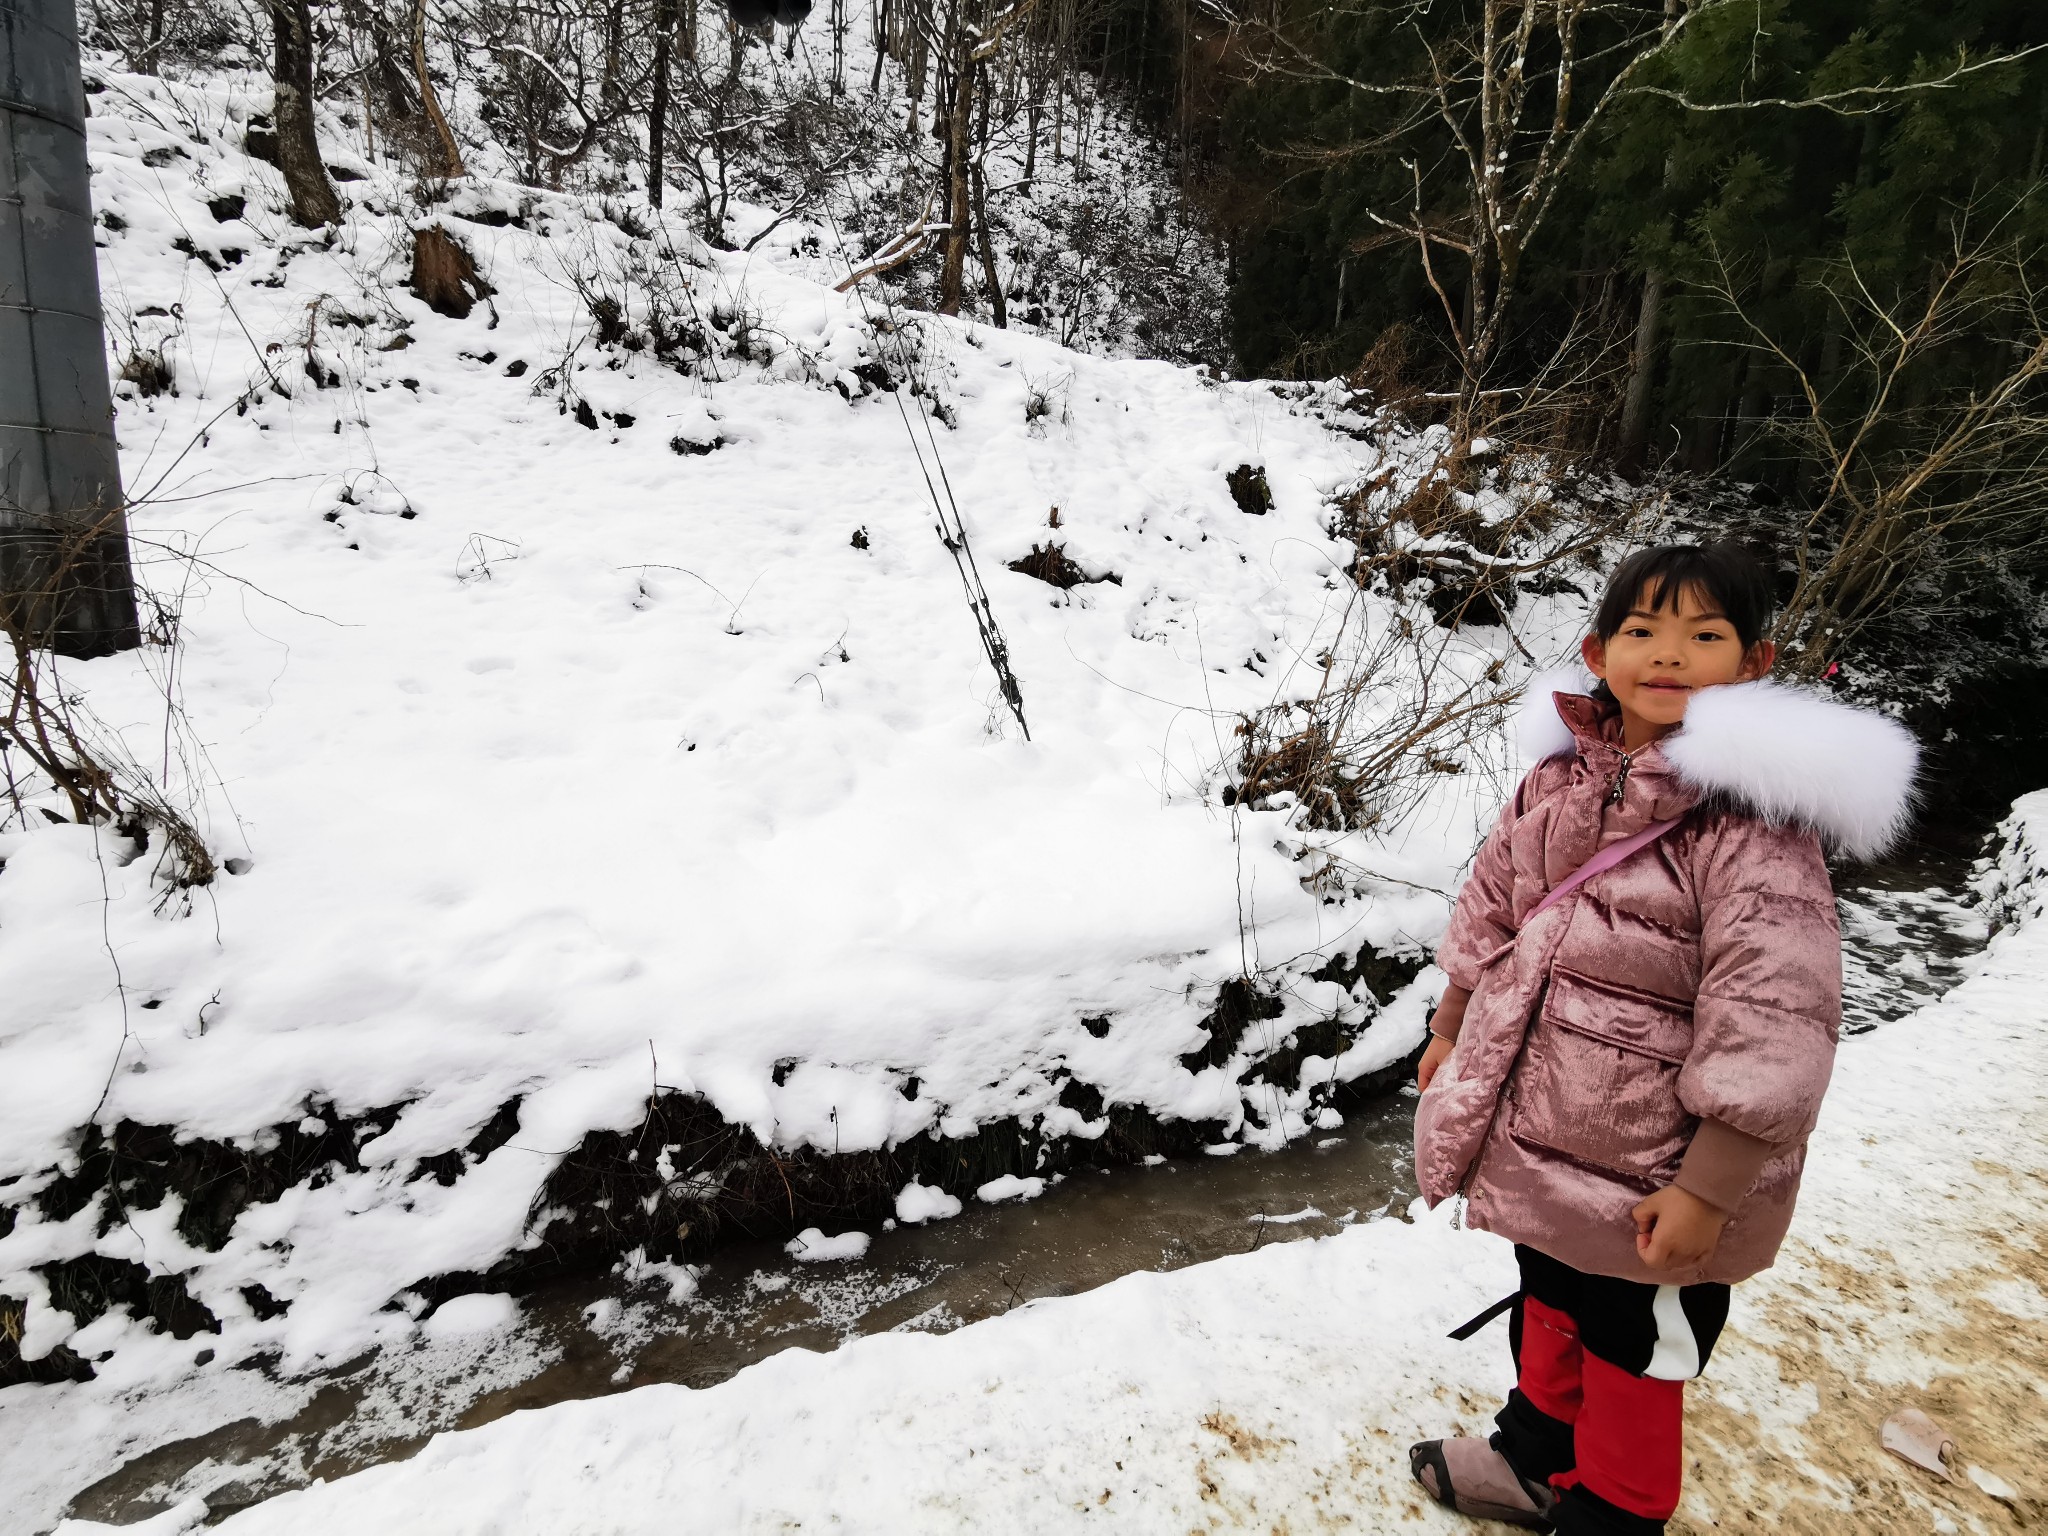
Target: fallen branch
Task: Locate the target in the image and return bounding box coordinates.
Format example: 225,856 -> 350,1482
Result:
834,198 -> 945,292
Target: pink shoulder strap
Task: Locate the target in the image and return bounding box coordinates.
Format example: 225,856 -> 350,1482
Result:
1525,816 -> 1685,925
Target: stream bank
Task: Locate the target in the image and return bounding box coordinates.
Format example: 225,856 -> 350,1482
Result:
23,669 -> 2047,1532
45,785 -> 2048,1535
44,841 -> 1993,1530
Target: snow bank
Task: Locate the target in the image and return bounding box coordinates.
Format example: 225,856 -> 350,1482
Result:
1978,788 -> 2048,934
44,787 -> 2048,1536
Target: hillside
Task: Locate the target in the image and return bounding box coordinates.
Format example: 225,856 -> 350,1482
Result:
0,56 -> 1592,1397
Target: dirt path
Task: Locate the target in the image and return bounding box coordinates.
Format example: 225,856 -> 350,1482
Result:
1677,977 -> 2048,1534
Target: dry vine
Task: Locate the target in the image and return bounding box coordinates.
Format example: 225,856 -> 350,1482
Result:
2,509 -> 219,909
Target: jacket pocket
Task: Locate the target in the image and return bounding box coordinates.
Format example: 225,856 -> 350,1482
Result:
1508,967 -> 1696,1182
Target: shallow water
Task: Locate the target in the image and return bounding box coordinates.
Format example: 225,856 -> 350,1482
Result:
67,1107 -> 1419,1523
57,848 -> 1991,1527
1837,855 -> 1989,1034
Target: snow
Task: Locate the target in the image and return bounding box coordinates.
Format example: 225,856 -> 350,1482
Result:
420,1293 -> 520,1340
41,787 -> 2048,1536
783,1228 -> 872,1263
974,1174 -> 1046,1204
1254,1204 -> 1325,1225
892,1181 -> 963,1224
2,59 -> 1576,1385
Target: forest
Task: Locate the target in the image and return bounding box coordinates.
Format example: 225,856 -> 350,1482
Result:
84,0 -> 2044,685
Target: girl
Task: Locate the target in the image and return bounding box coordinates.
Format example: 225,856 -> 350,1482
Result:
1407,544 -> 1919,1535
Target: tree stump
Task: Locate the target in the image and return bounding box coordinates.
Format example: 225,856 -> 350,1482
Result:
410,225 -> 492,319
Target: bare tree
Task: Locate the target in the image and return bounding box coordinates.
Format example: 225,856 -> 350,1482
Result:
935,0 -> 1034,314
269,0 -> 341,223
1613,0 -> 1680,475
413,0 -> 467,176
1701,209 -> 2048,676
648,0 -> 677,204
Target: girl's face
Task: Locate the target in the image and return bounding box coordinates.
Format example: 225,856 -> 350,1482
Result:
1582,580 -> 1774,749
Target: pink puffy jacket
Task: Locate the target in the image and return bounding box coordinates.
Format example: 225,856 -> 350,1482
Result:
1415,678 -> 1918,1284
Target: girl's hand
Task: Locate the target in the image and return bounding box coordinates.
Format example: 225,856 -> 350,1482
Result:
1417,1033 -> 1455,1092
1631,1186 -> 1730,1271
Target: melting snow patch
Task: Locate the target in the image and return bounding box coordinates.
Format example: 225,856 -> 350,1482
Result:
1254,1205 -> 1326,1225
975,1175 -> 1047,1204
895,1182 -> 965,1224
785,1228 -> 871,1263
422,1293 -> 519,1340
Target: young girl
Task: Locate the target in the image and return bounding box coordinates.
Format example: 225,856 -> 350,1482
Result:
1407,544 -> 1919,1535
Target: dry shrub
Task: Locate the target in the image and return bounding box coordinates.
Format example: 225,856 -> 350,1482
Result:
3,518 -> 217,903
117,348 -> 175,397
1008,542 -> 1118,590
1230,634 -> 1513,834
1231,715 -> 1365,830
1348,321 -> 1433,418
1229,435 -> 1650,840
1337,431 -> 1644,635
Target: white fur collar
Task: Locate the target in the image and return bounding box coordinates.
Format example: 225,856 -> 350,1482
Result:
1515,670 -> 1920,860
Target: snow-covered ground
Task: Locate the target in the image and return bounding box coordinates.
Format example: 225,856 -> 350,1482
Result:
3,62 -> 1581,1391
38,791 -> 2048,1535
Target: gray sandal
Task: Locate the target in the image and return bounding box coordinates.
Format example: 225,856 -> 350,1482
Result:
1409,1437 -> 1557,1529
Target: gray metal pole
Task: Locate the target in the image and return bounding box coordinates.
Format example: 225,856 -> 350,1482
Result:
1,0 -> 141,657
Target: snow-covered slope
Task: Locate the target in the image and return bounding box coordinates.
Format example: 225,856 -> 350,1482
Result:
0,65 -> 1562,1386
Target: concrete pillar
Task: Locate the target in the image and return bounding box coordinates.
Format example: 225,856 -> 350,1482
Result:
1,0 -> 141,657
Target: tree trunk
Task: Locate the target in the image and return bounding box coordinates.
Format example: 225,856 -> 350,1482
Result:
936,25 -> 974,315
1731,352 -> 1769,473
601,0 -> 625,106
649,0 -> 674,207
1616,267 -> 1665,476
908,18 -> 928,132
269,0 -> 341,226
1616,1 -> 1684,472
683,0 -> 697,63
142,0 -> 166,74
937,0 -> 978,319
972,83 -> 1004,326
1683,363 -> 1734,475
411,0 -> 466,178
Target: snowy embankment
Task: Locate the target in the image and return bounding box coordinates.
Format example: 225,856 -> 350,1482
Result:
0,66 -> 1573,1386
45,791 -> 2048,1535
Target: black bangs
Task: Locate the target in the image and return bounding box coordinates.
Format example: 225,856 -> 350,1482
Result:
1593,544 -> 1774,649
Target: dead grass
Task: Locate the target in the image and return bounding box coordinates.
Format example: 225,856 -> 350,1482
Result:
1007,542 -> 1119,590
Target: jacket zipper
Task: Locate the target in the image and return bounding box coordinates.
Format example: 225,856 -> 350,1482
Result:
1607,750 -> 1635,806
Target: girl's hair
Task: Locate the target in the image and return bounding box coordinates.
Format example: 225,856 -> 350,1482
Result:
1593,543 -> 1774,649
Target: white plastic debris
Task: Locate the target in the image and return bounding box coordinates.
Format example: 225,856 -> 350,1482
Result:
1881,1407 -> 1956,1481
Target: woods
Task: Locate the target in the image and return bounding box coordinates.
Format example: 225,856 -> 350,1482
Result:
44,0 -> 2048,678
